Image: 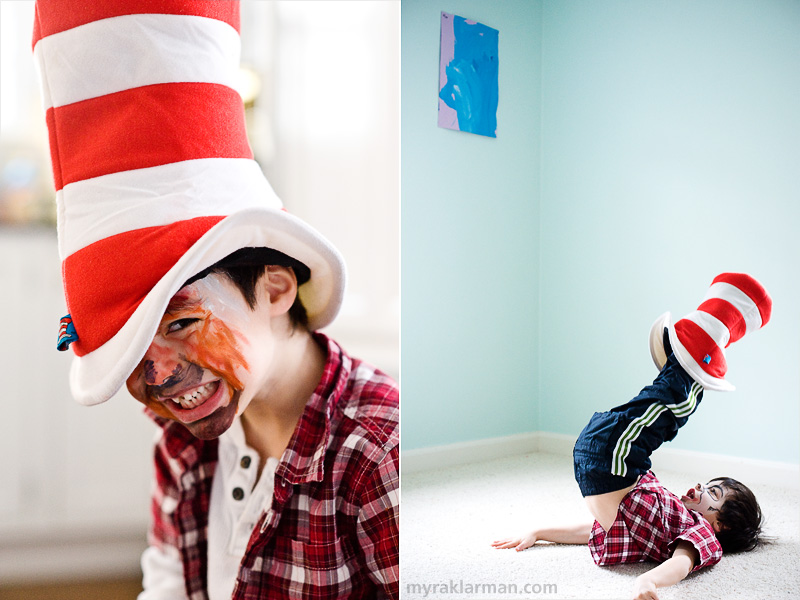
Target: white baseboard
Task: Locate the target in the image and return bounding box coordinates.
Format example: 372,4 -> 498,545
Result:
401,432 -> 540,474
649,447 -> 800,489
402,431 -> 800,489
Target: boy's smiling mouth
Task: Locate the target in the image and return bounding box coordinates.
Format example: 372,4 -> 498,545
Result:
681,486 -> 703,504
169,381 -> 218,409
159,379 -> 230,423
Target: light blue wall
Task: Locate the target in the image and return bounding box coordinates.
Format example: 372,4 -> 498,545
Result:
401,0 -> 542,450
539,0 -> 800,464
401,0 -> 800,464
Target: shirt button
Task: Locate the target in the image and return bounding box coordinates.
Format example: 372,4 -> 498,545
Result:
232,487 -> 245,501
240,456 -> 252,469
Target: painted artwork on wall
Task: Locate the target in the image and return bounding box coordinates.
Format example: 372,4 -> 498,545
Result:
438,12 -> 499,138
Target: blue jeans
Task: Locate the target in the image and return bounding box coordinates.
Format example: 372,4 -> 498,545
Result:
573,354 -> 703,496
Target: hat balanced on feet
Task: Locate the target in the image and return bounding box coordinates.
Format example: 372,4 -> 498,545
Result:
649,273 -> 772,391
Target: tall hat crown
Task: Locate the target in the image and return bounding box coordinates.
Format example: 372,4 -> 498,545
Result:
33,0 -> 345,406
650,273 -> 772,391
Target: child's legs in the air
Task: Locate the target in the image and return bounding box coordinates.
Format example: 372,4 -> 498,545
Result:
573,352 -> 703,529
572,272 -> 771,530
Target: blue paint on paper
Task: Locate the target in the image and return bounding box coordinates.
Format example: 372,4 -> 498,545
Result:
439,15 -> 498,138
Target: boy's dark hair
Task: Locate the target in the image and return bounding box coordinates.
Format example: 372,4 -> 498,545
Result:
710,476 -> 764,553
186,248 -> 310,328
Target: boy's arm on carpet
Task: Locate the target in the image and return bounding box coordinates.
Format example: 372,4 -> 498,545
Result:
491,522 -> 592,551
630,540 -> 698,600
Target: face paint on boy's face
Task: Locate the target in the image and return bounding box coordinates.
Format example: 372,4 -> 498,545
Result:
126,275 -> 258,440
681,482 -> 726,532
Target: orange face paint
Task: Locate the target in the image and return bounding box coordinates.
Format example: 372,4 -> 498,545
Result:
190,310 -> 248,391
128,277 -> 253,425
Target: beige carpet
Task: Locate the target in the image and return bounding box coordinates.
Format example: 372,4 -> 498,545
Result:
400,452 -> 799,599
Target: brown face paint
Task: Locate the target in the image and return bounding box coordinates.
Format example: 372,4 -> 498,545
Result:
182,390 -> 241,440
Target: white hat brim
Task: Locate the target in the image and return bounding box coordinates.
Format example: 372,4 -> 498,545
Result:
69,207 -> 346,406
649,311 -> 735,392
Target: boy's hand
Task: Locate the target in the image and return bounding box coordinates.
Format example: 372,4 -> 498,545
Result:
629,540 -> 695,599
631,575 -> 659,600
490,531 -> 538,551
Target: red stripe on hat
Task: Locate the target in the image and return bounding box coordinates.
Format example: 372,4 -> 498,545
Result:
674,319 -> 727,379
64,216 -> 225,357
697,298 -> 746,346
48,82 -> 251,191
711,273 -> 772,328
33,0 -> 239,49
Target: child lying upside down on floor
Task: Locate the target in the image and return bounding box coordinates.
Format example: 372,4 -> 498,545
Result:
493,273 -> 770,600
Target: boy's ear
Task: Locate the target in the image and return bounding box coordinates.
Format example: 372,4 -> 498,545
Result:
261,266 -> 298,317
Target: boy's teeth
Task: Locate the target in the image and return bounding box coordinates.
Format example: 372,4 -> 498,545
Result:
171,382 -> 214,409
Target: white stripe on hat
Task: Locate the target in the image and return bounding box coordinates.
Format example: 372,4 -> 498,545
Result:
58,158 -> 280,259
684,310 -> 731,348
34,13 -> 240,110
702,281 -> 763,334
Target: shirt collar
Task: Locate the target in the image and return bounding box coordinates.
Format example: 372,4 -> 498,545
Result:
219,412 -> 247,448
274,332 -> 351,486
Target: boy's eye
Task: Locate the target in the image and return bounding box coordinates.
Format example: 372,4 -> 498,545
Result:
167,318 -> 200,333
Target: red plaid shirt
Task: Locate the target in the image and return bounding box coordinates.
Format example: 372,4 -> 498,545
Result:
146,334 -> 399,599
589,471 -> 722,573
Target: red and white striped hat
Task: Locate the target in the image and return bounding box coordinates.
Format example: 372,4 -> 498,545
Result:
33,1 -> 345,406
650,273 -> 772,391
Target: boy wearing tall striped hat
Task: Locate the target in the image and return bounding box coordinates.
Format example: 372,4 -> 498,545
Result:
493,273 -> 770,600
33,1 -> 398,598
